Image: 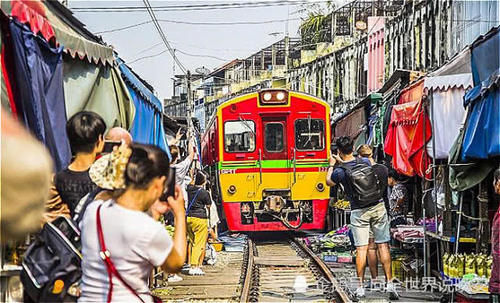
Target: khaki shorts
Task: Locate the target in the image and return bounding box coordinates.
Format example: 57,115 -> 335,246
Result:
350,202 -> 390,247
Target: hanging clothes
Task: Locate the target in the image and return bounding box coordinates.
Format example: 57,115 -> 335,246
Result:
9,20 -> 70,171
384,89 -> 432,179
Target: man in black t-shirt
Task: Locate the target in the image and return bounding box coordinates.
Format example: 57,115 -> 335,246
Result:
326,137 -> 398,300
52,112 -> 106,217
357,144 -> 389,283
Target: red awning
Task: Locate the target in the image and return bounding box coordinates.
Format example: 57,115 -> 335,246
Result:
384,80 -> 432,179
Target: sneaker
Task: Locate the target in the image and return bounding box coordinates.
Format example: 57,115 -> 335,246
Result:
355,286 -> 365,298
188,267 -> 205,276
386,282 -> 399,300
195,267 -> 205,275
181,264 -> 191,274
167,274 -> 183,283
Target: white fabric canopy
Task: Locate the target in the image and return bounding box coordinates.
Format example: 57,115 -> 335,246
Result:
427,87 -> 468,159
424,73 -> 473,91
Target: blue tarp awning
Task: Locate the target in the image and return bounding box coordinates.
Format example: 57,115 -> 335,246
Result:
117,57 -> 170,159
462,26 -> 500,160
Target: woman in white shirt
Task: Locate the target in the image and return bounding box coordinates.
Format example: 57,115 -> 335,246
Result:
79,144 -> 186,302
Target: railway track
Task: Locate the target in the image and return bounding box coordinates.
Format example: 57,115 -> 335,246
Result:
240,235 -> 350,302
160,234 -> 350,302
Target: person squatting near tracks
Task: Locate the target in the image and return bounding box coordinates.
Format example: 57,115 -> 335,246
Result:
79,143 -> 187,302
326,136 -> 398,300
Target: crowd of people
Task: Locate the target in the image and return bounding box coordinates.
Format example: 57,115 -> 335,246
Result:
32,111 -> 217,301
4,108 -> 499,302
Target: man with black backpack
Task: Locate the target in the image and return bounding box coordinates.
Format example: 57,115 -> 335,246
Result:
326,136 -> 398,300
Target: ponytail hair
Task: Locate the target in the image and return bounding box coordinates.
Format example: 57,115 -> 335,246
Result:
125,144 -> 170,189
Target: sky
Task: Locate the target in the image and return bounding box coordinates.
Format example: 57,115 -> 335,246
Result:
70,1 -> 310,101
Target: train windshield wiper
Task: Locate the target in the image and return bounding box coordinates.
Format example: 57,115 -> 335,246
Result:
302,115 -> 312,147
238,116 -> 256,137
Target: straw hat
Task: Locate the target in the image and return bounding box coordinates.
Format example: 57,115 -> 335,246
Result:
89,145 -> 131,190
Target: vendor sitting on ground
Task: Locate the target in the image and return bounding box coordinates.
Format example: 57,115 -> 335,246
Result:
387,168 -> 409,228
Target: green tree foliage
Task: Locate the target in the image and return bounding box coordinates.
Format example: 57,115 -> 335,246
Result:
298,1 -> 335,49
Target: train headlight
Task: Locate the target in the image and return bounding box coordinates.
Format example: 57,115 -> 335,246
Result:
228,185 -> 237,194
263,92 -> 272,101
276,92 -> 286,101
316,183 -> 325,192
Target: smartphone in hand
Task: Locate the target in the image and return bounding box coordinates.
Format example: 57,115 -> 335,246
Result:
160,167 -> 176,201
103,140 -> 121,154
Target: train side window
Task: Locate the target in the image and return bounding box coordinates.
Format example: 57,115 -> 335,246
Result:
264,123 -> 284,152
224,120 -> 256,153
295,119 -> 325,151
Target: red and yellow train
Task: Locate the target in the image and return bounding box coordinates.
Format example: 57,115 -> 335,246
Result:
201,89 -> 331,232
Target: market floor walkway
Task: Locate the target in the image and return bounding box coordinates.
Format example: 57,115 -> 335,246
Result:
153,250 -> 244,302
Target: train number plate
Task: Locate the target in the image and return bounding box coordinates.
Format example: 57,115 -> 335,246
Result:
220,169 -> 236,174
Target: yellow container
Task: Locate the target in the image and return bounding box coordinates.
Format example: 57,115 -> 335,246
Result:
211,242 -> 224,252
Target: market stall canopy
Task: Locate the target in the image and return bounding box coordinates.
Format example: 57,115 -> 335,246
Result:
424,48 -> 473,159
62,57 -> 135,130
118,57 -> 162,112
118,57 -> 169,155
333,106 -> 366,140
1,0 -> 115,66
462,26 -> 500,160
332,93 -> 382,141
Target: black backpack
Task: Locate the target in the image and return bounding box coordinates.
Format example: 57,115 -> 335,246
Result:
339,159 -> 383,208
21,188 -> 101,302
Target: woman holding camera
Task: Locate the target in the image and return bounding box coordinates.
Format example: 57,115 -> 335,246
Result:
79,143 -> 186,303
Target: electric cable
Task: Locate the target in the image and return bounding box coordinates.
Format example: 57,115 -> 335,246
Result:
142,0 -> 187,74
95,18 -> 302,34
72,1 -> 328,12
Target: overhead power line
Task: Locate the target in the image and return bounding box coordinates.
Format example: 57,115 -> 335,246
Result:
175,49 -> 229,62
95,18 -> 301,34
129,48 -> 230,65
71,1 -> 327,12
142,0 -> 187,74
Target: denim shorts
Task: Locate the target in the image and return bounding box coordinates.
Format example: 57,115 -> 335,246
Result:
350,202 -> 390,247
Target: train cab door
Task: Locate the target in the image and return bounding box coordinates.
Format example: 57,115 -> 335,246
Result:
260,116 -> 289,189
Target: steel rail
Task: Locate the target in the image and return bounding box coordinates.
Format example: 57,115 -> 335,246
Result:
293,238 -> 352,303
239,238 -> 254,303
